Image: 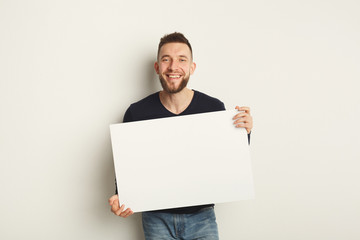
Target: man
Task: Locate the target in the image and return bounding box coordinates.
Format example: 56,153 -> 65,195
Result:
109,32 -> 253,239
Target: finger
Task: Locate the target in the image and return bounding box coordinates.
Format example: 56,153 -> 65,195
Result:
111,205 -> 117,214
232,112 -> 249,120
235,123 -> 252,134
234,115 -> 251,123
234,115 -> 252,124
115,204 -> 125,216
120,208 -> 131,217
232,115 -> 246,122
111,201 -> 120,213
121,208 -> 133,218
114,204 -> 125,216
235,121 -> 251,128
124,210 -> 134,218
235,106 -> 250,114
112,198 -> 120,208
235,123 -> 246,128
108,195 -> 118,205
233,119 -> 246,125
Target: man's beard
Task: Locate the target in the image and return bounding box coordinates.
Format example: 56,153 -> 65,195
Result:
159,74 -> 189,94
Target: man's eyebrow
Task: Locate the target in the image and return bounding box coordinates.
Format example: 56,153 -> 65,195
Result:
160,55 -> 189,59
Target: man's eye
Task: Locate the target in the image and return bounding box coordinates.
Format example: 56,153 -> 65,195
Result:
162,58 -> 169,62
180,59 -> 186,62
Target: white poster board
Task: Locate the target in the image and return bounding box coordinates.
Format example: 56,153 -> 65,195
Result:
110,110 -> 254,212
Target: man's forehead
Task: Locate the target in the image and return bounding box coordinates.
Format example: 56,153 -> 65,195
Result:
159,42 -> 192,57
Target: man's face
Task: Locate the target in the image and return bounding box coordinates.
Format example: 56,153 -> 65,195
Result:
155,42 -> 196,94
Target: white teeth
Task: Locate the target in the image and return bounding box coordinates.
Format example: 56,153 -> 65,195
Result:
169,75 -> 180,78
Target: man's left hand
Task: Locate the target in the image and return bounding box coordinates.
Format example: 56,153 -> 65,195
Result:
233,106 -> 253,134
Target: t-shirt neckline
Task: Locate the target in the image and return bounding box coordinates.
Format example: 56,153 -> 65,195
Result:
157,90 -> 197,116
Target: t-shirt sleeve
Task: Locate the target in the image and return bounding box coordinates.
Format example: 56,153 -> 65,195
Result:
123,106 -> 133,123
211,96 -> 225,111
220,101 -> 226,111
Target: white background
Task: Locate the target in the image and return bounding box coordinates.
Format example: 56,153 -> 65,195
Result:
1,0 -> 359,239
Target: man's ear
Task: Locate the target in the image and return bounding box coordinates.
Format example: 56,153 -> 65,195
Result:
190,62 -> 196,75
154,62 -> 159,74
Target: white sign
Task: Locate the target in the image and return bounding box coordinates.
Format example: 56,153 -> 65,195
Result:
110,110 -> 254,212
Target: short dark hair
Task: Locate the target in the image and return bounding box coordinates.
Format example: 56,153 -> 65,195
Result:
157,32 -> 193,59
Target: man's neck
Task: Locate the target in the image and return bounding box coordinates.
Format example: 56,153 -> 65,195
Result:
159,88 -> 194,115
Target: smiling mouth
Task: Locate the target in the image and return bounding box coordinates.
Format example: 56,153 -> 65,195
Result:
166,74 -> 181,79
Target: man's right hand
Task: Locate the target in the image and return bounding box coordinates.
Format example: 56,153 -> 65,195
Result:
108,194 -> 134,218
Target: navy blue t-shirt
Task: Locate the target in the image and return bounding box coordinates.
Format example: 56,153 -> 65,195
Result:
123,90 -> 225,122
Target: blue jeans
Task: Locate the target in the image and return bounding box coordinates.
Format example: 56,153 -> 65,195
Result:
142,207 -> 219,240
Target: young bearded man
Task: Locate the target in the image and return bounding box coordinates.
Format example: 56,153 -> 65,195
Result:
109,32 -> 253,240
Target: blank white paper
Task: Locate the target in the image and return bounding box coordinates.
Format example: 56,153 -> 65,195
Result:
110,109 -> 254,212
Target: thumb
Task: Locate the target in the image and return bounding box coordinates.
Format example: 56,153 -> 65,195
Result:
108,195 -> 118,205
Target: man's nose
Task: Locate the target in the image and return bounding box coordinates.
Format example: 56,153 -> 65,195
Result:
168,60 -> 178,71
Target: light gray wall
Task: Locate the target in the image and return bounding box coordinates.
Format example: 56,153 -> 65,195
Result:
1,0 -> 359,239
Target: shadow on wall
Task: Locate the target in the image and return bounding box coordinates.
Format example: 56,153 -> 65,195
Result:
96,144 -> 144,238
144,58 -> 161,97
95,58 -> 160,239
119,57 -> 160,122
